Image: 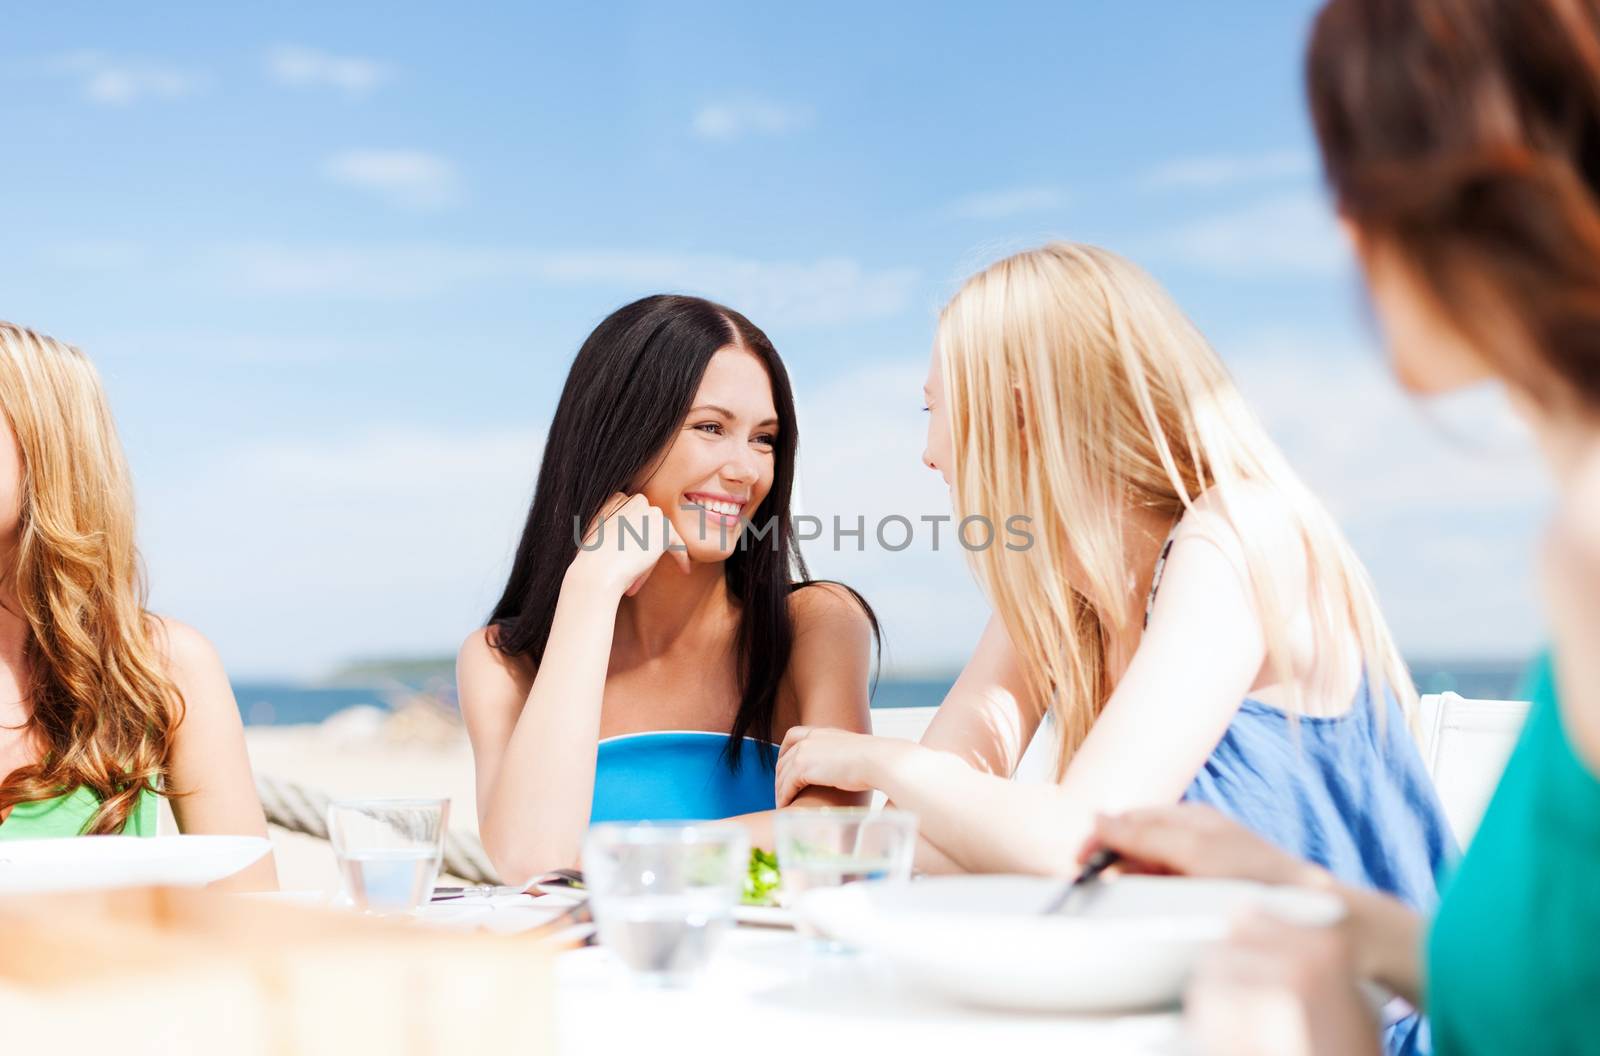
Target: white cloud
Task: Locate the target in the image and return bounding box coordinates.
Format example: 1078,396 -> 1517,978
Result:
692,98 -> 814,141
1225,336 -> 1548,520
1141,149 -> 1313,190
265,45 -> 388,97
213,243 -> 920,328
1224,337 -> 1551,655
322,150 -> 462,210
140,425 -> 544,678
944,186 -> 1069,221
535,251 -> 918,328
47,51 -> 200,105
1155,190 -> 1349,277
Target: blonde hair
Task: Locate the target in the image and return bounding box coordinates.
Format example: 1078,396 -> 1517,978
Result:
936,243 -> 1413,776
0,323 -> 183,834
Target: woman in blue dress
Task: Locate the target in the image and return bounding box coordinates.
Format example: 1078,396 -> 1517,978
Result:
775,244 -> 1450,1055
457,294 -> 877,884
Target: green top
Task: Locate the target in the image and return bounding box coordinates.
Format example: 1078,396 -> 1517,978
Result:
0,785 -> 158,840
1427,655 -> 1600,1055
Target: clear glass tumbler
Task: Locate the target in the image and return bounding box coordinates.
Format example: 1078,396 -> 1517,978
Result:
326,797 -> 449,914
583,821 -> 749,987
775,807 -> 918,942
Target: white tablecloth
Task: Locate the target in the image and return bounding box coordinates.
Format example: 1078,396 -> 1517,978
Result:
423,895 -> 1185,1056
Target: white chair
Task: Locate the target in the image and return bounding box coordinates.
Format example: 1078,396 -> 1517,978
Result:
1415,692 -> 1529,846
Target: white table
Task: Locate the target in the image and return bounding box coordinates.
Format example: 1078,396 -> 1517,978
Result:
425,895 -> 1185,1056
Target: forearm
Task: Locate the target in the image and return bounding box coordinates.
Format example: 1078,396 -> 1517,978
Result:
873,746 -> 1086,875
733,786 -> 868,852
879,796 -> 968,874
479,576 -> 618,881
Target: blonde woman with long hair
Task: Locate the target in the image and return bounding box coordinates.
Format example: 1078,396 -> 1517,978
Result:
776,245 -> 1449,1050
0,322 -> 275,890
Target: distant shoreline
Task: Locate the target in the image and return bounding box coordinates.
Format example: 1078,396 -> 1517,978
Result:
231,655 -> 1536,726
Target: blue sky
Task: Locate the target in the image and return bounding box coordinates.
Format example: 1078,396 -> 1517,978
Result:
2,2 -> 1551,677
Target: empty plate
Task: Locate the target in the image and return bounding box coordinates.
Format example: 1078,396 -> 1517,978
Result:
796,874 -> 1343,1013
0,835 -> 273,894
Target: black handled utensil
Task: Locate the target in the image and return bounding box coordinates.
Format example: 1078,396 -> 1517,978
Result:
1040,849 -> 1121,915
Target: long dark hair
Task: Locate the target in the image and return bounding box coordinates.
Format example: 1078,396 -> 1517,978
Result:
1307,0 -> 1600,410
490,294 -> 877,766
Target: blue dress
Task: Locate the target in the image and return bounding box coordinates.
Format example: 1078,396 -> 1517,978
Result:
589,731 -> 777,823
1148,529 -> 1456,1055
1183,688 -> 1456,1056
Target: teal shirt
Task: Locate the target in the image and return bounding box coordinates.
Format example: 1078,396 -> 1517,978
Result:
1427,655 -> 1600,1055
0,785 -> 159,839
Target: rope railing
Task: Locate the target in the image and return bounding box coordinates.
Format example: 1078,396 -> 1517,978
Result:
255,773 -> 502,885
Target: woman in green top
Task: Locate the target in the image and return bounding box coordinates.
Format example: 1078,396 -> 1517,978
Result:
0,322 -> 276,891
1083,1 -> 1600,1053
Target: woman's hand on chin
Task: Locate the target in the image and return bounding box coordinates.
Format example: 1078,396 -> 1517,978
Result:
566,492 -> 692,598
775,727 -> 909,807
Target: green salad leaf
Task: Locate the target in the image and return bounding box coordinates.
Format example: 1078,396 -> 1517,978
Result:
742,847 -> 781,906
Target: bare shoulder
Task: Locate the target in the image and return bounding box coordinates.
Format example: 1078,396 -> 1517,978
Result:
144,615 -> 238,734
788,581 -> 874,639
456,626 -> 535,711
1179,483 -> 1303,567
147,615 -> 227,684
1169,483 -> 1310,606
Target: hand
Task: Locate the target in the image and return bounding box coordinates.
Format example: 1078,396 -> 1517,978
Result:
775,727 -> 906,807
568,493 -> 692,598
1186,911 -> 1382,1056
1083,804 -> 1324,888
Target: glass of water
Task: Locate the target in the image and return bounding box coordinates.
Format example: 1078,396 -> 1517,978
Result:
583,822 -> 749,987
326,797 -> 449,914
775,808 -> 917,942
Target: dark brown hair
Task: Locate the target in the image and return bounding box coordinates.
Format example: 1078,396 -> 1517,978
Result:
1307,0 -> 1600,410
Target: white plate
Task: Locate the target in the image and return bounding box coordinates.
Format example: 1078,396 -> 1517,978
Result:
0,835 -> 273,895
796,874 -> 1343,1014
534,884 -> 795,928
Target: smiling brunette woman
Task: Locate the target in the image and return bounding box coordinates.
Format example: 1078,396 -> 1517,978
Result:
457,294 -> 877,882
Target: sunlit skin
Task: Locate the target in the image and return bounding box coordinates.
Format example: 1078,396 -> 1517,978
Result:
1350,224 -> 1497,396
0,415 -> 276,890
920,350 -> 954,486
632,346 -> 778,567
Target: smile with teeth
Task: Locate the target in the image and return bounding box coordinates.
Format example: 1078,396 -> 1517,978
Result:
683,493 -> 745,528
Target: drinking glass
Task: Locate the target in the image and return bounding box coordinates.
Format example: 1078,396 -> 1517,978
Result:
326,797 -> 449,914
775,808 -> 918,942
583,822 -> 748,987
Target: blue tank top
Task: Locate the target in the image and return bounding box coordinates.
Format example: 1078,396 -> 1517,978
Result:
1183,689 -> 1455,1055
589,731 -> 777,823
1149,528 -> 1456,1056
